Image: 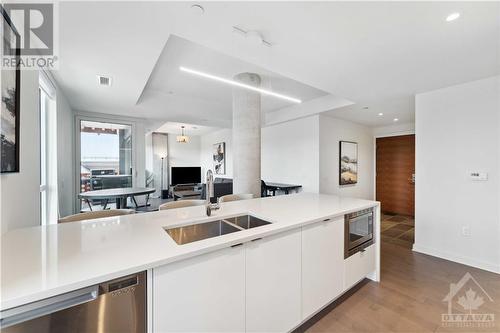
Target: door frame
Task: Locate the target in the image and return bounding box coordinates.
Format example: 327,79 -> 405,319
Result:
372,129 -> 415,207
74,112 -> 138,213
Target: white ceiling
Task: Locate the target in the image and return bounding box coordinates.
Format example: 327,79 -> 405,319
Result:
155,121 -> 218,136
52,1 -> 500,128
138,35 -> 328,128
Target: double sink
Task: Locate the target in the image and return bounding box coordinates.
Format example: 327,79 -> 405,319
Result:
165,215 -> 272,245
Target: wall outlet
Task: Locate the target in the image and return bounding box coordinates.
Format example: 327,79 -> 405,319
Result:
462,226 -> 471,237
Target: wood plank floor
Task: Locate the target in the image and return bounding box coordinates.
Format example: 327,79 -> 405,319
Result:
304,230 -> 500,332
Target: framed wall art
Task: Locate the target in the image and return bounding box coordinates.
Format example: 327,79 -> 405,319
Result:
339,141 -> 358,185
1,7 -> 21,173
213,142 -> 225,175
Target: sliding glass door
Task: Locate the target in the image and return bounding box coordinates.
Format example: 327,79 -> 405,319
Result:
79,120 -> 133,211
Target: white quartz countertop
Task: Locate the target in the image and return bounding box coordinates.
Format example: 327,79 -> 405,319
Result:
1,193 -> 379,310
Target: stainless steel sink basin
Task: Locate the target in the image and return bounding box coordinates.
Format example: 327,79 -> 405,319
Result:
165,220 -> 241,245
165,215 -> 272,245
223,215 -> 272,229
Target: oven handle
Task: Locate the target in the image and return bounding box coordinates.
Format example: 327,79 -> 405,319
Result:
0,285 -> 98,329
347,211 -> 373,224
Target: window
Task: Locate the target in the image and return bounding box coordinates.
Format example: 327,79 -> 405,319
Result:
79,120 -> 133,211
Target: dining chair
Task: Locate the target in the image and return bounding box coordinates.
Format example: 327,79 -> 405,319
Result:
219,193 -> 254,203
58,209 -> 135,223
158,199 -> 206,210
261,180 -> 275,197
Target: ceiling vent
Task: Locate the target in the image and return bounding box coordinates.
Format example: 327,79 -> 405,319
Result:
97,75 -> 112,86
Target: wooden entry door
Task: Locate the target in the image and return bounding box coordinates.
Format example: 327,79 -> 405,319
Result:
376,135 -> 415,216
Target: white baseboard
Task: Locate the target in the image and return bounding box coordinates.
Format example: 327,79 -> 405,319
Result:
412,244 -> 500,274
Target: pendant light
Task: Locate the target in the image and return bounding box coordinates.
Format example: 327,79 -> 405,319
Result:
176,126 -> 189,143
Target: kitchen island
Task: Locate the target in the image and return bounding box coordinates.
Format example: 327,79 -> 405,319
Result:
1,193 -> 380,332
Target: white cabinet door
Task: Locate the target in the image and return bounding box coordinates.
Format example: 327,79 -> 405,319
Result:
301,217 -> 344,320
245,229 -> 302,333
344,243 -> 376,290
153,246 -> 245,333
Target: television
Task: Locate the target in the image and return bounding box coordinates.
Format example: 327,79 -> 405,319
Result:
171,167 -> 201,185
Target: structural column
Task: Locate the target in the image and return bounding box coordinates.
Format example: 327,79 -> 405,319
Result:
232,73 -> 261,197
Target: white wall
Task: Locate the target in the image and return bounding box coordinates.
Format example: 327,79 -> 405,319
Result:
56,86 -> 75,217
319,115 -> 375,200
414,76 -> 500,273
151,132 -> 168,196
145,132 -> 153,175
200,115 -> 374,197
200,116 -> 320,193
168,134 -> 201,184
262,116 -> 319,193
0,70 -> 41,234
135,122 -> 147,187
1,69 -> 77,229
200,129 -> 232,182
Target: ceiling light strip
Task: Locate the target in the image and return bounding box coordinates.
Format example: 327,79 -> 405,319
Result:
179,66 -> 302,103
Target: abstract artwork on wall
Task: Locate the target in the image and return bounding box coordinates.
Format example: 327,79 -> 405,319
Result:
213,142 -> 225,175
1,7 -> 21,173
339,141 -> 358,185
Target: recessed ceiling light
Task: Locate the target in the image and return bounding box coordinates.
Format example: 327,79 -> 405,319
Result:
179,66 -> 302,103
190,4 -> 205,15
393,118 -> 399,122
446,12 -> 460,22
378,113 -> 384,116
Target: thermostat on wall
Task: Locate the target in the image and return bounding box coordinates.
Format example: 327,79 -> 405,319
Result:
469,172 -> 488,181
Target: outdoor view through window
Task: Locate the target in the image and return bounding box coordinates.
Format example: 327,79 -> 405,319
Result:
79,120 -> 132,210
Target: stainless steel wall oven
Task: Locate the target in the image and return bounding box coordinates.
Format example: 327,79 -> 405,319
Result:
344,208 -> 374,258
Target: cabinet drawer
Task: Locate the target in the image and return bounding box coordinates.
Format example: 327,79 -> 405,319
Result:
344,244 -> 375,289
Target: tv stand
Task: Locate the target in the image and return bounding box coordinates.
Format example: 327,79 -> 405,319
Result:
170,183 -> 201,200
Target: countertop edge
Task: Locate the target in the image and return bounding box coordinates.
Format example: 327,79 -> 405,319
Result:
1,198 -> 380,310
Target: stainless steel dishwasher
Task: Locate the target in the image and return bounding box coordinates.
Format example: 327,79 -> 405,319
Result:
0,271 -> 146,333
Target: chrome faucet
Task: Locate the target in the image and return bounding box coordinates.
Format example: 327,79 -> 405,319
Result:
205,169 -> 220,216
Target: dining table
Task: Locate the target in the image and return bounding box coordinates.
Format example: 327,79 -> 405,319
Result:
78,187 -> 156,210
265,182 -> 302,195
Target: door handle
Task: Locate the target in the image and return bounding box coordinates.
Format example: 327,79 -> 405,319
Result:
408,174 -> 416,184
0,285 -> 98,329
